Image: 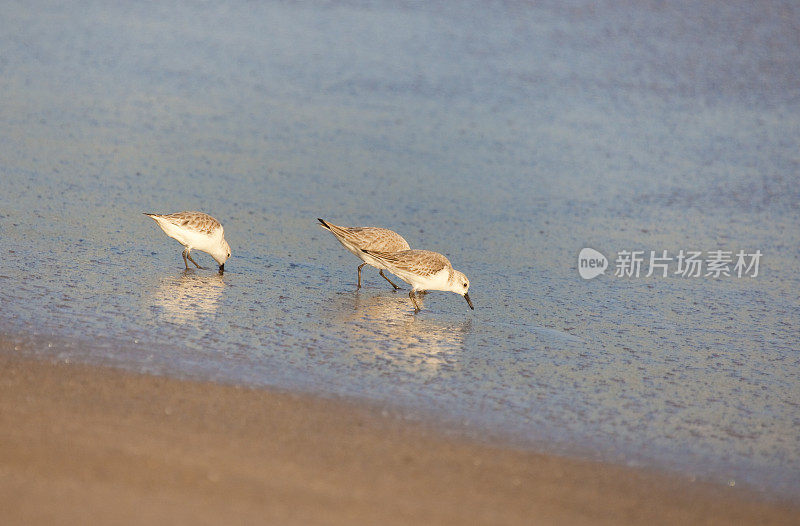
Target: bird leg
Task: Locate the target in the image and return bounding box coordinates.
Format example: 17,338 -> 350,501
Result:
185,250 -> 204,269
379,270 -> 401,290
357,262 -> 367,289
409,291 -> 422,313
181,249 -> 190,270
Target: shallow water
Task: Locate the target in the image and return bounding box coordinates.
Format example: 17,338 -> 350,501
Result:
1,0 -> 799,497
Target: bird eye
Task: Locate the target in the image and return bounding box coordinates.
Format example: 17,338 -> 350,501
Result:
463,282 -> 468,287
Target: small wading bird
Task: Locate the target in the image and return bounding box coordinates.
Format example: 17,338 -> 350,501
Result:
317,218 -> 409,290
362,248 -> 473,313
144,211 -> 231,274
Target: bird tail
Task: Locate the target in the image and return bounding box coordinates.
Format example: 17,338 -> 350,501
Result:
360,248 -> 394,264
317,218 -> 351,240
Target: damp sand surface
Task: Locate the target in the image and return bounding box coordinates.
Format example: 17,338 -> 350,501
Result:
2,352 -> 799,525
1,0 -> 799,503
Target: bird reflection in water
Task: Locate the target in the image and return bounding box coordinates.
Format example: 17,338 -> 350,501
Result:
336,291 -> 472,374
152,270 -> 226,324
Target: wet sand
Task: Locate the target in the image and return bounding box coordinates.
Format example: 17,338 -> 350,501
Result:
1,350 -> 796,525
2,0 -> 799,495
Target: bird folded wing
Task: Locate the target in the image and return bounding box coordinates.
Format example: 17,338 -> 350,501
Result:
362,250 -> 449,277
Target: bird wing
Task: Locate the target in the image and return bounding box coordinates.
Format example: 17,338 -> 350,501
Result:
318,219 -> 409,251
148,212 -> 222,235
362,249 -> 450,277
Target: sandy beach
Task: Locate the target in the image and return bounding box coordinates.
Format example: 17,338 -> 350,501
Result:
3,0 -> 800,503
1,349 -> 796,526
1,1 -> 798,523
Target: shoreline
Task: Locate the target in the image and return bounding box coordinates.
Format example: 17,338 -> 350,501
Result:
1,351 -> 798,525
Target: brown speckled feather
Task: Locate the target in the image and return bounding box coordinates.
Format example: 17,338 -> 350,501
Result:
151,211 -> 222,235
363,249 -> 452,278
320,220 -> 409,252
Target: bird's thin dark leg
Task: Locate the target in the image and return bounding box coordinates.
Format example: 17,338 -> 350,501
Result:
409,291 -> 421,313
357,262 -> 366,289
379,270 -> 401,290
186,251 -> 203,269
182,249 -> 190,270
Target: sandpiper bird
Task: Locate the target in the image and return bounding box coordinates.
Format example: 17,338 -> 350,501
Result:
144,211 -> 231,273
362,249 -> 473,313
317,218 -> 409,290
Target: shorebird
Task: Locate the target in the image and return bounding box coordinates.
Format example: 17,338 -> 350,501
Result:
144,211 -> 231,273
362,249 -> 473,313
317,218 -> 409,290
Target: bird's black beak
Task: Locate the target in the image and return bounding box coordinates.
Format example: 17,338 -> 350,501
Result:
464,292 -> 474,310
218,263 -> 224,274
